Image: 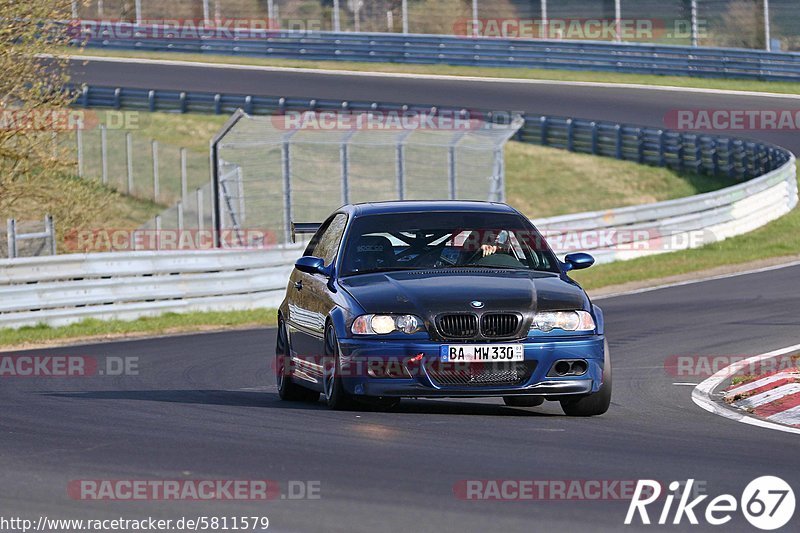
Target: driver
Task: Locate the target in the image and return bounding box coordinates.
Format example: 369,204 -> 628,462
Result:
461,230 -> 502,259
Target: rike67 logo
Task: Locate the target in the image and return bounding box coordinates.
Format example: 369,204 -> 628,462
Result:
625,477 -> 795,530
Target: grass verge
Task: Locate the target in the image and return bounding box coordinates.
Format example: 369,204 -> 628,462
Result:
0,309 -> 277,350
69,48 -> 800,96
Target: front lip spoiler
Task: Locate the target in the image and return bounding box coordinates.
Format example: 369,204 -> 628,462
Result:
357,379 -> 592,398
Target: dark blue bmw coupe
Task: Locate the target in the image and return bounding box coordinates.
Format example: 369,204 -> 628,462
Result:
276,201 -> 610,416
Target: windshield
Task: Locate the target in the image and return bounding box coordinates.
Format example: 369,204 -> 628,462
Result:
340,211 -> 559,276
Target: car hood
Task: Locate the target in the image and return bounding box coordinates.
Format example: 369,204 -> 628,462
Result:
338,269 -> 588,318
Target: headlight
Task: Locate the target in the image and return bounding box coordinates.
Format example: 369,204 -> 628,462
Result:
352,314 -> 425,335
530,311 -> 595,333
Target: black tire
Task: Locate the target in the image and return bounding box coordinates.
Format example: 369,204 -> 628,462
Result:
276,318 -> 320,403
560,341 -> 612,417
323,324 -> 355,410
503,396 -> 544,407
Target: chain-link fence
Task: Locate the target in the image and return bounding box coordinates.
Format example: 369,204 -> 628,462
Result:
60,126 -> 210,207
208,110 -> 522,246
73,1 -> 798,50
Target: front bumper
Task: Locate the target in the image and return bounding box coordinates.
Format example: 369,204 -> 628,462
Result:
336,335 -> 605,398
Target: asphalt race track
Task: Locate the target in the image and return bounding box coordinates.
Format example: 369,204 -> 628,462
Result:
69,57 -> 800,153
2,58 -> 798,531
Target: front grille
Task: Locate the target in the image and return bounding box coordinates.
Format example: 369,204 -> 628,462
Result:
427,361 -> 537,387
481,313 -> 520,338
437,314 -> 478,339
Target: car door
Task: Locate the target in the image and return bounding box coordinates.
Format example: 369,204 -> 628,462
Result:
287,213 -> 348,381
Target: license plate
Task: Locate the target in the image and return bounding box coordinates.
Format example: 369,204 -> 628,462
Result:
440,344 -> 524,363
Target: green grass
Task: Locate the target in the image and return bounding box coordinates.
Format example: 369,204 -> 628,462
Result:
505,143 -> 730,217
0,310 -> 277,349
69,48 -> 800,96
570,177 -> 800,290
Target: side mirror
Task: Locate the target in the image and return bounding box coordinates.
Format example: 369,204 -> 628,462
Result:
563,252 -> 595,272
295,256 -> 327,275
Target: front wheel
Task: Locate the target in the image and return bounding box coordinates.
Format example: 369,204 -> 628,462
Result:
276,318 -> 320,403
560,341 -> 612,417
323,324 -> 355,410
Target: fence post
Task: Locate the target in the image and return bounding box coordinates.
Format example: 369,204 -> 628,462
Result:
203,0 -> 210,24
281,141 -> 293,243
100,125 -> 108,185
197,188 -> 204,231
448,146 -> 457,200
395,144 -> 405,201
764,0 -> 772,51
152,140 -> 159,202
6,218 -> 16,259
540,0 -> 548,39
614,0 -> 622,42
126,132 -> 134,194
180,147 -> 188,204
691,0 -> 698,47
494,147 -> 505,203
46,214 -> 56,256
154,215 -> 161,250
177,201 -> 184,232
135,0 -> 142,24
340,143 -> 350,204
402,0 -> 408,34
471,0 -> 479,38
333,0 -> 341,32
76,128 -> 84,177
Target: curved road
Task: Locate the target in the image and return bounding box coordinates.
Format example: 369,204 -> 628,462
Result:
2,58 -> 799,532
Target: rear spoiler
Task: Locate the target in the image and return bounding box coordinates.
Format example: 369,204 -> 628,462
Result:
291,222 -> 321,243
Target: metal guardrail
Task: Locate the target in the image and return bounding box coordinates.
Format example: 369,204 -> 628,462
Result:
1,152 -> 795,328
2,83 -> 789,328
75,84 -> 788,183
74,24 -> 800,81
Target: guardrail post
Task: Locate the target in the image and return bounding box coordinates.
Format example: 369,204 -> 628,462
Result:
148,90 -> 156,112
711,139 -> 720,176
615,124 -> 623,159
6,218 -> 16,259
179,92 -> 187,113
45,214 -> 56,256
566,119 -> 574,152
245,95 -> 253,114
114,88 -> 121,110
590,122 -> 598,155
540,116 -> 548,146
214,94 -> 222,114
636,128 -> 644,163
152,140 -> 159,202
81,85 -> 89,107
281,140 -> 293,244
657,130 -> 666,166
726,139 -> 735,178
126,132 -> 134,194
100,125 -> 108,185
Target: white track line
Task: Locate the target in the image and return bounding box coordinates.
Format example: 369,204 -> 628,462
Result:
58,54 -> 800,100
692,343 -> 800,435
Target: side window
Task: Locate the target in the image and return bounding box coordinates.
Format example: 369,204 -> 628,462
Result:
305,214 -> 347,266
